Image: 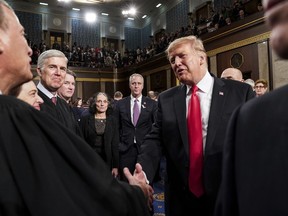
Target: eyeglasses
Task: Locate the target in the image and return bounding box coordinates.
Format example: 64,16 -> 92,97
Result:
254,85 -> 265,89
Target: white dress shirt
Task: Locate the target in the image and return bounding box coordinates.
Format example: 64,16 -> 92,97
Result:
186,71 -> 214,151
37,82 -> 58,99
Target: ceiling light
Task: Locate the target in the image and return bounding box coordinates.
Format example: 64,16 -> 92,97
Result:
85,12 -> 97,23
128,17 -> 134,20
122,7 -> 137,16
142,15 -> 147,19
39,2 -> 48,6
72,8 -> 80,11
101,13 -> 109,16
129,7 -> 136,15
156,3 -> 162,8
57,0 -> 71,2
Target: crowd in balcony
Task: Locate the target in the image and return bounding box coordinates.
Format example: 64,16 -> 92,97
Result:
29,0 -> 263,69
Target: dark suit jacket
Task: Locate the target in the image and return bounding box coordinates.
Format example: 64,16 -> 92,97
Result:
214,85 -> 288,216
80,114 -> 119,169
114,96 -> 157,153
138,76 -> 255,216
38,90 -> 82,136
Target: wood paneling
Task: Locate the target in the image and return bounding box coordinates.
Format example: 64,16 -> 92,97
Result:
82,82 -> 100,101
216,43 -> 259,80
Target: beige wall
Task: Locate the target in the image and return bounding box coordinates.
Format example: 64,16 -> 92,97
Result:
271,50 -> 288,89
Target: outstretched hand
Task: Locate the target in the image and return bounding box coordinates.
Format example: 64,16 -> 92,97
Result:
123,163 -> 154,210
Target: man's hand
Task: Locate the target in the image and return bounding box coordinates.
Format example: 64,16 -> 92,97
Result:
123,163 -> 154,210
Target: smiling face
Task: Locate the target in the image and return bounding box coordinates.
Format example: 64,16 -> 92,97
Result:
168,41 -> 207,86
17,80 -> 44,110
0,4 -> 32,94
263,0 -> 288,59
37,56 -> 67,93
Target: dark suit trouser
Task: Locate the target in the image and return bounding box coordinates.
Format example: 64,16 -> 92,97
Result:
165,185 -> 212,216
119,144 -> 138,181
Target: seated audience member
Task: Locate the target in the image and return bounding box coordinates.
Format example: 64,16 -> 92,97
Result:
57,69 -> 76,104
238,9 -> 246,20
257,2 -> 264,11
225,17 -> 232,25
10,80 -> 44,110
0,1 -> 153,215
254,78 -> 268,96
221,67 -> 244,81
81,92 -> 119,178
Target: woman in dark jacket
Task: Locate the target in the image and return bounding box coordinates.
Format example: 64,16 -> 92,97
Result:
80,92 -> 119,177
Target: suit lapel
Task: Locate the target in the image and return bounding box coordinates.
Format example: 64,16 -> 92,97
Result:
206,77 -> 227,153
174,85 -> 189,155
124,97 -> 132,124
136,97 -> 147,126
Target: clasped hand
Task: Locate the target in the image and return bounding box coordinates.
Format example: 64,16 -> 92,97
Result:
123,163 -> 154,211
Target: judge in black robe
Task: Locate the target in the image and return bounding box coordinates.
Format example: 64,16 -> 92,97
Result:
0,95 -> 150,216
38,89 -> 82,137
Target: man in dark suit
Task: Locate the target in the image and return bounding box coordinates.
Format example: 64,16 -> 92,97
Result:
136,35 -> 255,216
114,73 -> 157,181
36,49 -> 81,136
214,0 -> 288,215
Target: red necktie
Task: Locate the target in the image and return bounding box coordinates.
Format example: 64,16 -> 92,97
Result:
187,85 -> 204,197
51,96 -> 57,105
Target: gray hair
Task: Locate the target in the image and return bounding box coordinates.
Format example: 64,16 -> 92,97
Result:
37,49 -> 68,70
0,0 -> 13,30
129,73 -> 144,85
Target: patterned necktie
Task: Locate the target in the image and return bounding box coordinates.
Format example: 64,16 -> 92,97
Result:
51,96 -> 57,105
133,99 -> 140,126
187,85 -> 204,197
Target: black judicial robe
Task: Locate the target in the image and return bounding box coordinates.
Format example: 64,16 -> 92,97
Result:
214,85 -> 288,216
0,95 -> 150,216
38,90 -> 82,137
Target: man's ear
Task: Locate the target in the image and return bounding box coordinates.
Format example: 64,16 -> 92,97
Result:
36,68 -> 42,77
199,54 -> 205,65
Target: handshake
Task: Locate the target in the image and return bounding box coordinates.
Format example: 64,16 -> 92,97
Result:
124,163 -> 154,211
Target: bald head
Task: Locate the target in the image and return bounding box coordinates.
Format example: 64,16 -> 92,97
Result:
221,68 -> 243,81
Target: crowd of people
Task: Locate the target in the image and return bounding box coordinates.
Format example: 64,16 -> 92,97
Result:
27,0 -> 263,70
1,0 -> 288,215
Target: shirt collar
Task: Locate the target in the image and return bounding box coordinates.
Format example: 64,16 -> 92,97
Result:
131,94 -> 142,102
186,71 -> 213,95
37,81 -> 58,99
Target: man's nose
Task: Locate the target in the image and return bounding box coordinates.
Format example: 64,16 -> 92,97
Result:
174,56 -> 182,65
